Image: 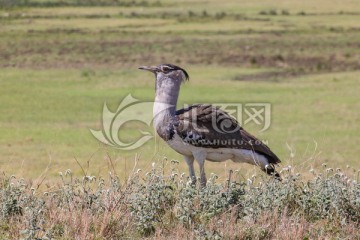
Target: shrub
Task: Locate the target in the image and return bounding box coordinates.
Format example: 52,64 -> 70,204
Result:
0,164 -> 359,239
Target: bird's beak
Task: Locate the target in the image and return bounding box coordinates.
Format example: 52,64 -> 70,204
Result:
138,65 -> 158,73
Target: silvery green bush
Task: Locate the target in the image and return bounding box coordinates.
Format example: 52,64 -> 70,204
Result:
0,164 -> 359,239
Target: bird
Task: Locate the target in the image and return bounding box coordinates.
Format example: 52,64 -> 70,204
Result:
139,63 -> 281,187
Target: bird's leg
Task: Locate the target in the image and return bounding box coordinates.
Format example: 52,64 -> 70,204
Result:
198,159 -> 207,188
193,151 -> 207,187
197,159 -> 207,187
184,156 -> 196,185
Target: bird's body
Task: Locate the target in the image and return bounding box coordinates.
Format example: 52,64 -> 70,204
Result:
168,133 -> 269,165
139,64 -> 281,186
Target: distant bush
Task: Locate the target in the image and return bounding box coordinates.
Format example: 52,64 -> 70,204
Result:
281,9 -> 290,15
0,0 -> 20,8
259,9 -> 290,16
259,9 -> 278,16
0,164 -> 359,239
0,0 -> 162,8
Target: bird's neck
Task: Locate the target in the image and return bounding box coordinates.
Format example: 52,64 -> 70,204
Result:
153,82 -> 180,132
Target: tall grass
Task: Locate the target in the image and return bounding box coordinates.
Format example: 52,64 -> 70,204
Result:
1,162 -> 359,239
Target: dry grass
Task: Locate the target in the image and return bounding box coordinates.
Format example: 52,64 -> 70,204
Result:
158,210 -> 359,240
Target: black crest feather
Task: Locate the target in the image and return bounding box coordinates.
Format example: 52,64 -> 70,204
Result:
162,63 -> 189,81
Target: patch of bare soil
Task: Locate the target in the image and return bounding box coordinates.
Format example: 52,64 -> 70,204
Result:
1,31 -> 359,80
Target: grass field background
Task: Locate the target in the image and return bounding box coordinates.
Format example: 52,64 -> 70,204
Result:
0,0 -> 359,181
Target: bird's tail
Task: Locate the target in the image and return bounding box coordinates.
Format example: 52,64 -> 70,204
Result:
263,164 -> 282,181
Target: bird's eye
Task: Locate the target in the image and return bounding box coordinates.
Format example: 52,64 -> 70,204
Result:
162,66 -> 172,73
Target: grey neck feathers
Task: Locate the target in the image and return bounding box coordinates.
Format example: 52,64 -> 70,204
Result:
153,77 -> 181,139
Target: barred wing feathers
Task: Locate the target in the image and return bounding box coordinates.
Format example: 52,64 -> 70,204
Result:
174,104 -> 281,165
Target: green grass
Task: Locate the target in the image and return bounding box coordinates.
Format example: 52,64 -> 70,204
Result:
1,68 -> 359,180
0,0 -> 359,182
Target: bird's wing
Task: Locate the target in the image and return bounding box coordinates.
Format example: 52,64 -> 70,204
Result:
175,104 -> 243,147
175,104 -> 280,164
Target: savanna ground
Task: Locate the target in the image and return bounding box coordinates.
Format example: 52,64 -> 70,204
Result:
0,0 -> 359,239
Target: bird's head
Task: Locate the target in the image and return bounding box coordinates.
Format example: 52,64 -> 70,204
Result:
138,64 -> 189,84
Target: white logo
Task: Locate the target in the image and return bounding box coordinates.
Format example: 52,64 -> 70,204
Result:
90,94 -> 155,150
90,94 -> 272,150
214,103 -> 271,133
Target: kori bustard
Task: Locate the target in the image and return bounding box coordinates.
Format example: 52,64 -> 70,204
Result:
139,64 -> 281,186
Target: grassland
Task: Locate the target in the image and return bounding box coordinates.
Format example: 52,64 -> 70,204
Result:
0,0 -> 359,239
0,0 -> 359,181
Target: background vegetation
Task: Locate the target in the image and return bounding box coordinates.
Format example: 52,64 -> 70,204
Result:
0,0 -> 359,238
